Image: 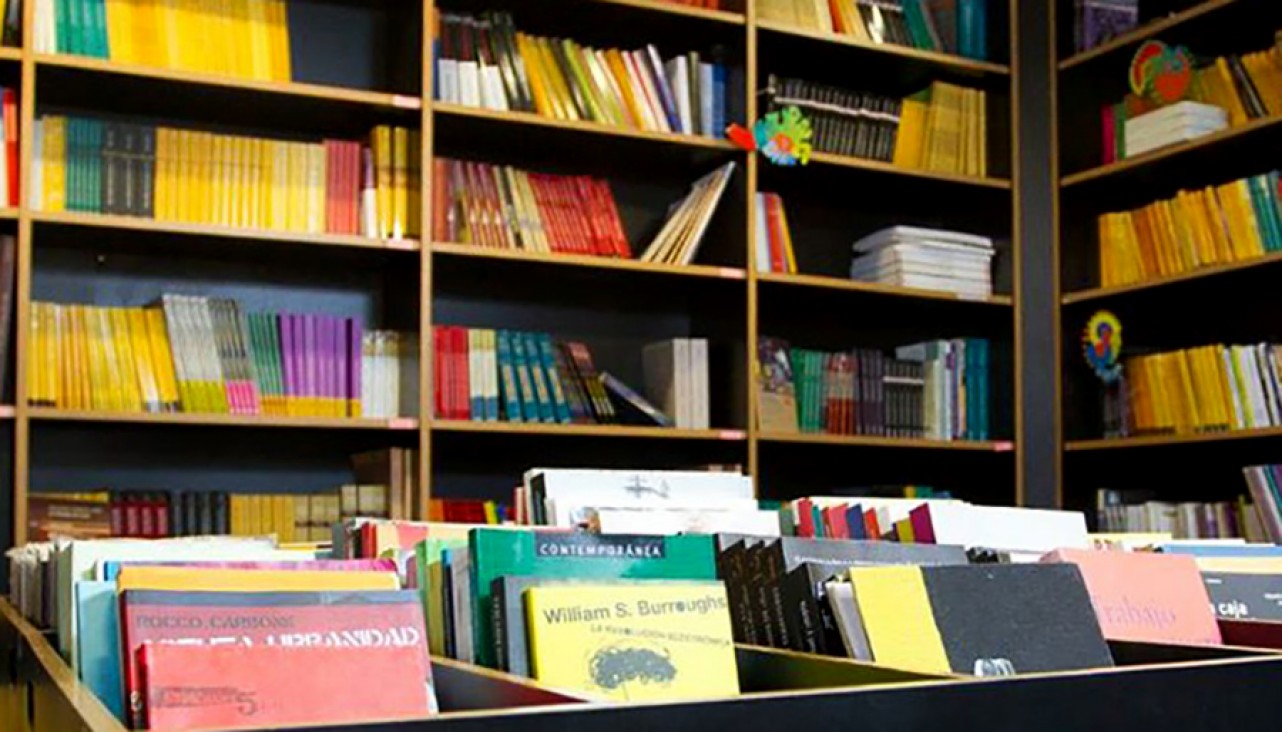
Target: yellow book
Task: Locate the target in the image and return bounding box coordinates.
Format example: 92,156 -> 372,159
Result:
173,0 -> 199,71
55,305 -> 73,410
42,117 -> 67,213
157,0 -> 183,69
537,36 -> 580,122
63,305 -> 85,410
525,583 -> 739,701
107,308 -> 142,411
229,495 -> 244,535
517,33 -> 555,118
1174,350 -> 1201,430
26,303 -> 42,407
267,0 -> 291,81
1198,346 -> 1231,430
372,126 -> 393,239
1233,180 -> 1266,257
1217,183 -> 1252,259
392,126 -> 409,240
116,566 -> 400,592
847,566 -> 952,674
129,0 -> 160,67
408,130 -> 422,238
1202,187 -> 1236,262
144,308 -> 180,411
171,129 -> 190,222
893,97 -> 928,169
104,0 -> 134,63
245,0 -> 271,80
1215,57 -> 1250,126
153,127 -> 171,220
603,49 -> 645,129
125,309 -> 158,413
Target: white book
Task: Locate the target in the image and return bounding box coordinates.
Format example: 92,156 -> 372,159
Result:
629,50 -> 670,132
674,338 -> 692,428
691,337 -> 710,430
1125,121 -> 1225,157
468,330 -> 482,417
591,507 -> 781,537
923,504 -> 1089,553
699,63 -> 715,136
622,51 -> 662,131
853,226 -> 993,253
827,581 -> 872,661
666,56 -> 693,135
524,468 -> 753,527
642,340 -> 683,428
754,193 -> 771,272
439,56 -> 460,104
1257,344 -> 1281,427
30,118 -> 42,210
485,330 -> 500,421
1243,346 -> 1272,428
1127,101 -> 1227,130
458,60 -> 481,108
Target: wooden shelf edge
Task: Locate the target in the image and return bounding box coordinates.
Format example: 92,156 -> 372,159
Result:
808,151 -> 1011,188
429,242 -> 746,280
1058,0 -> 1239,71
596,0 -> 746,24
757,271 -> 1012,305
33,53 -> 423,110
756,20 -> 1010,75
30,210 -> 421,251
1061,113 -> 1282,187
431,102 -> 739,151
27,408 -> 421,431
1062,250 -> 1282,304
1066,426 -> 1282,451
0,47 -> 20,62
0,207 -> 18,220
757,431 -> 1014,451
431,420 -> 748,441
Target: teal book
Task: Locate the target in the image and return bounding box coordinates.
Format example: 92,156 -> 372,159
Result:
469,530 -> 717,668
1266,173 -> 1282,252
508,331 -> 540,422
88,0 -> 109,57
536,334 -> 571,424
1254,175 -> 1282,252
521,332 -> 556,423
76,580 -> 124,721
496,330 -> 523,422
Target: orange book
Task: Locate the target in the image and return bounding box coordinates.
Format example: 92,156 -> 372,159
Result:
1044,549 -> 1221,646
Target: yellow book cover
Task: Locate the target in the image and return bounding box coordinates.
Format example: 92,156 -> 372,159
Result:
537,36 -> 580,122
266,140 -> 285,230
104,0 -> 134,63
130,0 -> 162,67
93,307 -> 124,411
51,304 -> 70,410
231,135 -> 247,228
1234,180 -> 1266,257
108,308 -> 142,411
245,0 -> 272,80
1207,346 -> 1235,430
525,583 -> 739,702
115,566 -> 400,592
154,127 -> 171,220
229,495 -> 245,535
126,309 -> 160,413
978,89 -> 988,178
289,142 -> 308,232
1198,346 -> 1231,429
1157,200 -> 1193,272
1243,53 -> 1282,117
372,126 -> 392,239
1215,57 -> 1250,126
173,0 -> 201,71
232,0 -> 255,78
392,126 -> 409,240
893,97 -> 927,169
81,306 -> 105,410
1097,215 -> 1114,286
144,308 -> 179,411
42,117 -> 67,213
26,303 -> 42,406
267,0 -> 291,81
1174,351 -> 1201,430
894,518 -> 915,542
1176,191 -> 1213,266
958,87 -> 972,176
64,305 -> 87,410
170,129 -> 190,222
157,0 -> 182,69
847,566 -> 951,674
1227,347 -> 1252,429
1203,187 -> 1236,262
1216,183 -> 1251,260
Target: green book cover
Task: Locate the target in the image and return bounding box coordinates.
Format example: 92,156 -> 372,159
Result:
496,330 -> 524,422
88,0 -> 108,58
469,529 -> 717,668
87,119 -> 102,213
417,537 -> 468,656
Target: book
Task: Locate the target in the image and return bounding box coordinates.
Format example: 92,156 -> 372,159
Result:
525,582 -> 738,701
1044,549 -> 1221,645
469,529 -> 718,668
642,338 -> 710,429
1204,572 -> 1282,620
636,162 -> 736,265
754,192 -> 797,274
120,588 -> 433,727
1074,0 -> 1137,53
140,644 -> 431,730
601,371 -> 671,426
756,337 -> 798,432
850,227 -> 995,299
849,563 -> 1114,674
75,580 -> 124,720
1098,488 -> 1263,543
522,468 -> 754,528
910,503 -> 1088,555
757,0 -> 983,59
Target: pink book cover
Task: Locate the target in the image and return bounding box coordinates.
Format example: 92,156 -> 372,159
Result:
909,504 -> 936,544
303,314 -> 317,408
319,315 -> 334,415
1044,548 -> 1222,645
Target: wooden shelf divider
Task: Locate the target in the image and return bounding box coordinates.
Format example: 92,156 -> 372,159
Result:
432,102 -> 740,151
1062,249 -> 1282,304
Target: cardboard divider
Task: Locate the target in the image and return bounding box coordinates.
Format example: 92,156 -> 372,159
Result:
1218,619 -> 1282,650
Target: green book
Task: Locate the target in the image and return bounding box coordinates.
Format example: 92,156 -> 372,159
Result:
56,0 -> 72,54
469,529 -> 717,669
416,537 -> 468,656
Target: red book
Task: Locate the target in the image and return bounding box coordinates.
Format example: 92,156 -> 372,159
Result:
764,193 -> 786,273
574,176 -> 610,256
432,158 -> 450,242
324,140 -> 337,233
909,504 -> 936,543
863,508 -> 880,540
594,179 -> 632,257
347,142 -> 361,234
433,326 -> 448,419
140,643 -> 431,731
4,89 -> 16,207
124,495 -> 140,537
564,178 -> 594,254
451,326 -> 470,421
823,505 -> 848,539
796,498 -> 815,538
1101,104 -> 1116,165
530,176 -> 564,252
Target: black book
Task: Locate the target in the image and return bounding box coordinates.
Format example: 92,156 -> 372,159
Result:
714,535 -> 761,645
442,552 -> 456,659
885,97 -> 903,161
776,563 -> 844,654
746,541 -> 786,648
169,491 -> 185,537
1226,56 -> 1268,120
183,492 -> 198,536
100,122 -> 121,215
136,124 -> 156,218
214,493 -> 229,535
1204,572 -> 1282,621
764,537 -> 970,577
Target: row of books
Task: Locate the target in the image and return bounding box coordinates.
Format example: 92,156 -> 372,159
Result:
756,337 -> 992,440
434,11 -> 730,138
761,76 -> 987,176
27,296 -> 417,419
759,0 -> 991,60
753,192 -> 798,274
34,0 -> 293,82
0,0 -> 17,47
1103,38 -> 1282,163
34,116 -> 421,241
1073,0 -> 1136,53
1097,173 -> 1282,288
432,158 -> 631,257
850,226 -> 995,299
1095,489 -> 1265,542
1113,344 -> 1282,437
1243,465 -> 1282,543
433,327 -> 708,428
0,87 -> 17,208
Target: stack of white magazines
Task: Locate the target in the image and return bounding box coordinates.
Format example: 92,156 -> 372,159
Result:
849,226 -> 994,299
1124,101 -> 1227,158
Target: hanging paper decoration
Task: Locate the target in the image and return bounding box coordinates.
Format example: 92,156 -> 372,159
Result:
725,105 -> 813,166
1083,311 -> 1123,383
1129,40 -> 1193,105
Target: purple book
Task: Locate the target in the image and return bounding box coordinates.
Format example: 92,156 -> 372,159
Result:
336,318 -> 350,418
280,314 -> 296,413
303,314 -> 317,411
318,315 -> 333,415
349,319 -> 364,416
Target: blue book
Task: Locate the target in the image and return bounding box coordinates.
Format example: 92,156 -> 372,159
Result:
1158,544 -> 1282,558
699,63 -> 715,137
958,0 -> 978,59
509,331 -> 541,422
1255,175 -> 1282,252
76,580 -> 124,721
496,330 -> 524,422
642,45 -> 682,132
978,339 -> 990,440
846,504 -> 867,540
537,334 -> 572,424
521,332 -> 556,423
712,64 -> 727,136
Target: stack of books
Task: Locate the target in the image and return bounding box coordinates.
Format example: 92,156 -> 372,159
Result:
27,296 -> 418,419
756,337 -> 992,440
1095,488 -> 1265,542
1123,102 -> 1228,158
753,192 -> 798,274
34,117 -> 420,241
433,327 -> 687,427
434,11 -> 730,138
758,0 -> 992,60
1242,465 -> 1282,542
35,0 -> 294,82
1096,172 -> 1282,288
1110,344 -> 1282,438
849,226 -> 995,299
761,76 -> 988,177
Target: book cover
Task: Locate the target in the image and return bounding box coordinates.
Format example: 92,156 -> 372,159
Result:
1204,572 -> 1282,621
757,337 -> 798,432
140,643 -> 431,730
120,589 -> 433,727
469,529 -> 718,668
525,583 -> 738,701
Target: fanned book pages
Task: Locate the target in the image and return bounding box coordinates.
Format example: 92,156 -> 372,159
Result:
638,162 -> 735,265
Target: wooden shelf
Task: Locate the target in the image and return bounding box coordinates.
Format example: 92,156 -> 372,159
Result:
430,242 -> 746,280
34,53 -> 423,110
595,0 -> 745,24
432,102 -> 738,151
808,151 -> 1011,189
758,431 -> 1014,451
756,20 -> 1010,76
1062,250 -> 1282,304
27,408 -> 421,431
432,420 -> 747,441
0,208 -> 18,220
0,47 -> 19,63
1058,0 -> 1238,71
30,210 -> 421,252
1061,113 -> 1282,188
1066,426 -> 1282,451
757,271 -> 1012,305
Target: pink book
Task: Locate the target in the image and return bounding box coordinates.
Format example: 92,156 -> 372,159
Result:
303,314 -> 317,412
1043,548 -> 1222,646
319,315 -> 333,416
103,558 -> 398,580
909,504 -> 936,544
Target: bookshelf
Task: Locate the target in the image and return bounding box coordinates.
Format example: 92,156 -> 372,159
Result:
0,0 -> 1025,546
1054,0 -> 1282,520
